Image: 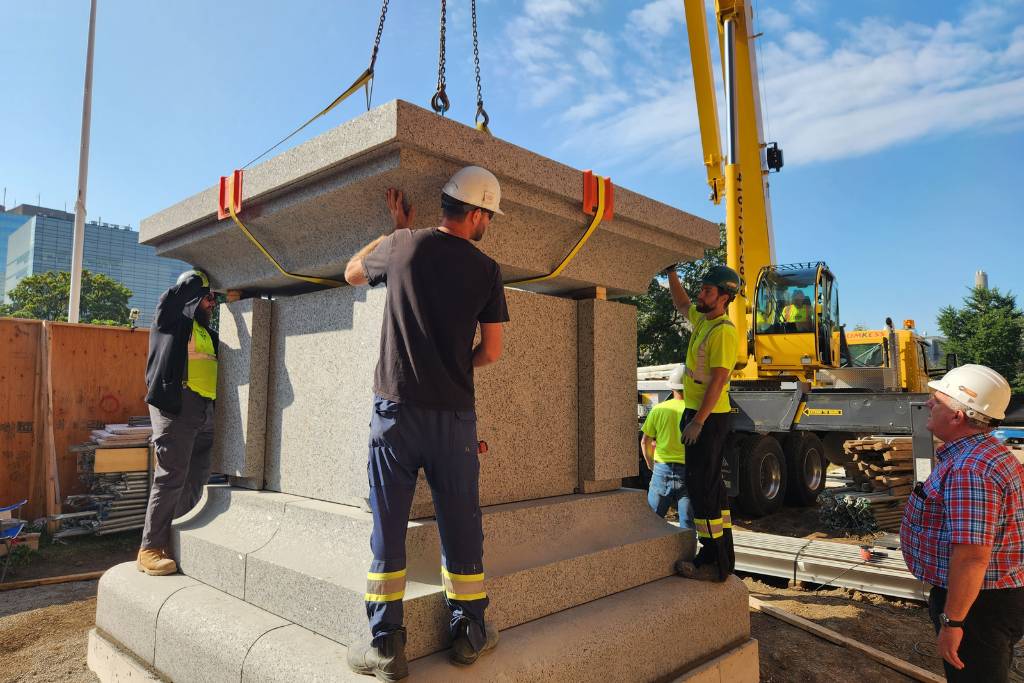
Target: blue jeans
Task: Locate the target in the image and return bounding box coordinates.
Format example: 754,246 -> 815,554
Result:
647,462 -> 694,529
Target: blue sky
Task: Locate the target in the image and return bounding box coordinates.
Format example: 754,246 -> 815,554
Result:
2,0 -> 1022,333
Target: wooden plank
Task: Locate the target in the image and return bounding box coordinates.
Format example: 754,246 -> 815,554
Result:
749,597 -> 944,683
46,323 -> 150,498
0,319 -> 43,517
41,322 -> 61,533
0,570 -> 106,592
93,447 -> 150,473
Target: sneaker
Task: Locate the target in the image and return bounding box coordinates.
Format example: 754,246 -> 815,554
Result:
449,620 -> 499,666
675,559 -> 726,583
136,548 -> 177,576
347,629 -> 408,682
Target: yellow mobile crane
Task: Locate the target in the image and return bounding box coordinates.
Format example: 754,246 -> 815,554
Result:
681,0 -> 936,515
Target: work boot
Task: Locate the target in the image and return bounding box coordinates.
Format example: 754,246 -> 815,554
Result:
449,620 -> 499,666
136,548 -> 177,576
347,628 -> 408,682
675,559 -> 726,583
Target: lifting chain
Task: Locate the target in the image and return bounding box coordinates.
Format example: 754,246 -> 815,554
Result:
471,0 -> 490,132
431,0 -> 450,115
365,0 -> 390,109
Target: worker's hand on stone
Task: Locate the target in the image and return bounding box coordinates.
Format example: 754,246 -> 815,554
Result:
386,188 -> 415,231
681,419 -> 704,446
937,625 -> 965,670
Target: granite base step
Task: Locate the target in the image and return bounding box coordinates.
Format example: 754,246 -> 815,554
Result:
169,485 -> 695,659
93,564 -> 752,683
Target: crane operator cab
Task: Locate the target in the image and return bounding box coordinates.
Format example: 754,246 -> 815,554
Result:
752,263 -> 840,381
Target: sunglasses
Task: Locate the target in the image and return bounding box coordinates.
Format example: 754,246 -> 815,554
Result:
202,292 -> 216,302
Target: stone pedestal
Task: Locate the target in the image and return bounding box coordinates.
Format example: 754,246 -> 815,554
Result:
91,100 -> 755,682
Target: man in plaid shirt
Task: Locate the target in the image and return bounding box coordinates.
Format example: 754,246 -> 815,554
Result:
901,364 -> 1024,682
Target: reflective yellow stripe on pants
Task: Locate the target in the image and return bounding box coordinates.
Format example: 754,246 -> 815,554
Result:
441,567 -> 487,601
365,568 -> 406,602
694,517 -> 725,539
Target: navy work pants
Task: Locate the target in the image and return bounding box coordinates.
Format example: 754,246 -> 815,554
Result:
364,396 -> 488,651
681,409 -> 735,579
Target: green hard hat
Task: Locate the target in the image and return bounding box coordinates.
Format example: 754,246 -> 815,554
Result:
177,269 -> 210,289
702,265 -> 741,294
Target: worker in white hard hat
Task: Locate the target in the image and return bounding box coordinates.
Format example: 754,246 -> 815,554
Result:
343,166 -> 508,680
900,364 -> 1024,681
640,365 -> 693,529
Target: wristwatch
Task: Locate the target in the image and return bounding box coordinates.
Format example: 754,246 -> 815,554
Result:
939,613 -> 965,628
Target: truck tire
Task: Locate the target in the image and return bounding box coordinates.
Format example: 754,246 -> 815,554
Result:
736,434 -> 787,517
783,432 -> 826,506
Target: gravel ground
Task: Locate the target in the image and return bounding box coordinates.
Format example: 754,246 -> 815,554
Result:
0,580 -> 100,683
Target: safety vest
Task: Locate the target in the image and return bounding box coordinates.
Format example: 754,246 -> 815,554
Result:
781,304 -> 808,323
186,320 -> 217,400
684,318 -> 733,385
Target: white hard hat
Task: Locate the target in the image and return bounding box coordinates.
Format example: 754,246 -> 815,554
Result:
928,364 -> 1011,421
667,364 -> 686,390
441,166 -> 504,215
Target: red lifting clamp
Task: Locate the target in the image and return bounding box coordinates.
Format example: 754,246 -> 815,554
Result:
582,169 -> 614,220
218,170 -> 244,220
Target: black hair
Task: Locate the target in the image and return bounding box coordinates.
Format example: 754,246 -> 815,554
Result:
441,192 -> 474,220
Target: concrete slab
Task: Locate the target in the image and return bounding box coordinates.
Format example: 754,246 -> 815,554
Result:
94,562 -> 200,666
91,577 -> 753,683
88,629 -> 162,683
170,485 -> 297,598
578,298 -> 639,484
154,584 -> 289,683
262,286 -> 578,518
212,298 -> 272,483
141,100 -> 717,298
242,489 -> 694,660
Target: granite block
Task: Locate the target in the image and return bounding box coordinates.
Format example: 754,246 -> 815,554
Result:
170,485 -> 296,598
153,584 -> 288,683
87,629 -> 162,683
95,562 -> 200,665
262,286 -> 578,518
140,100 -> 717,298
578,298 -> 639,483
212,298 -> 272,483
241,489 -> 693,660
578,478 -> 623,493
90,573 -> 751,683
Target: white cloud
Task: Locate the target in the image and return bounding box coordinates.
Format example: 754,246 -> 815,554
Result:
577,29 -> 614,79
552,8 -> 1024,168
626,0 -> 685,40
503,0 -> 600,106
782,30 -> 827,58
758,8 -> 792,33
791,0 -> 820,17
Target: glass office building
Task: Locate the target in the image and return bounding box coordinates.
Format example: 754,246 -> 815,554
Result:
2,205 -> 189,326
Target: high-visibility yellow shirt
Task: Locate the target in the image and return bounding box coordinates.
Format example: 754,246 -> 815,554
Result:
781,304 -> 809,323
641,398 -> 686,464
186,320 -> 217,400
683,304 -> 736,414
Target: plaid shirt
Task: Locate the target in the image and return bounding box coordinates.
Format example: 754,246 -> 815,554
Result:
901,432 -> 1024,589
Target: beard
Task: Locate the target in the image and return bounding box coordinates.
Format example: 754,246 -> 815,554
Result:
194,305 -> 211,327
472,225 -> 486,242
695,300 -> 710,313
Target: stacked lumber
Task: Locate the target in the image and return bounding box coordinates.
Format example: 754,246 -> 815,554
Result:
819,436 -> 917,532
91,417 -> 152,448
845,436 -> 915,497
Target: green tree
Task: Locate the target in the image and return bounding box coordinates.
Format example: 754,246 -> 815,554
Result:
937,286 -> 1024,393
0,270 -> 133,326
625,225 -> 727,366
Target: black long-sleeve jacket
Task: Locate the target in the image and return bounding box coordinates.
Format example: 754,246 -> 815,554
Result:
144,273 -> 219,414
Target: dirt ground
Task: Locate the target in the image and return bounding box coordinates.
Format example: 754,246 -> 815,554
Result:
2,530 -> 141,582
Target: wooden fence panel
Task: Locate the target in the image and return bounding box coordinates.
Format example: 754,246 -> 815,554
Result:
48,323 -> 150,500
0,319 -> 150,518
0,320 -> 42,516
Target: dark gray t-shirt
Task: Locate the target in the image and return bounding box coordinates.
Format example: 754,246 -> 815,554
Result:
362,227 -> 509,411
